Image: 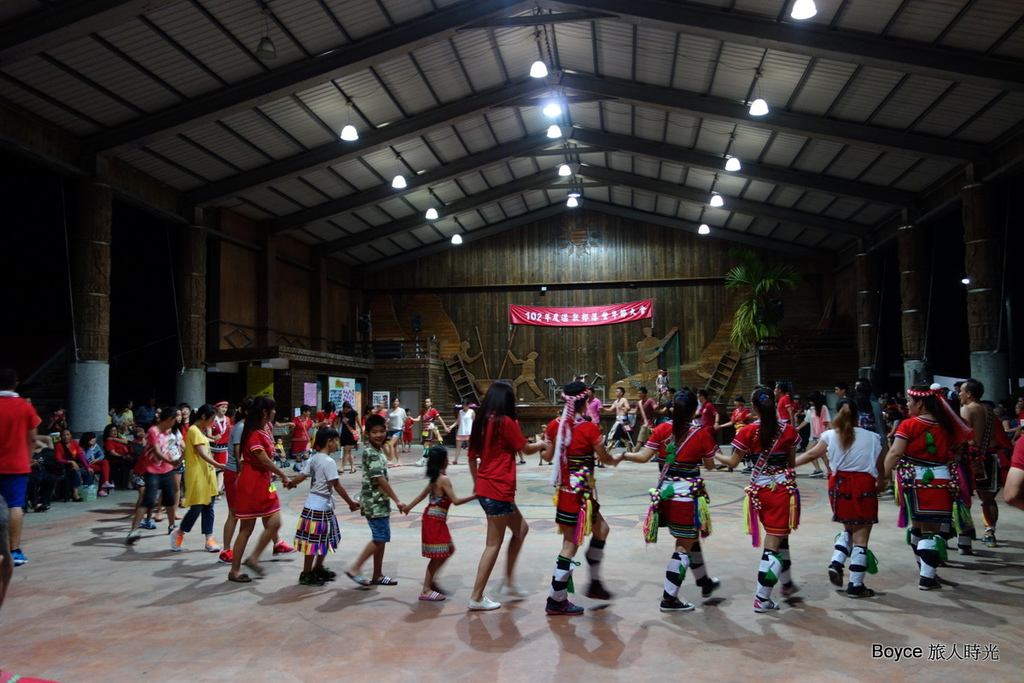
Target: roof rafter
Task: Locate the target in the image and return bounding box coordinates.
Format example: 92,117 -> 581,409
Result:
81,0 -> 535,153
461,11 -> 619,28
571,128 -> 914,206
0,0 -> 179,67
322,167 -> 562,254
578,164 -> 868,237
267,132 -> 558,234
560,72 -> 985,163
548,0 -> 1024,93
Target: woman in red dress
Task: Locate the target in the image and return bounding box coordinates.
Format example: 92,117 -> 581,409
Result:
716,386 -> 800,613
228,396 -> 292,582
624,389 -> 721,612
540,382 -> 619,616
883,385 -> 974,590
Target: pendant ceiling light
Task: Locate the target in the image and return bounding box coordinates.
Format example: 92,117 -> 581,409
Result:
255,9 -> 276,60
558,163 -> 572,177
425,207 -> 438,220
542,102 -> 562,117
547,124 -> 562,139
391,156 -> 406,189
749,71 -> 769,116
530,60 -> 549,79
698,223 -> 711,235
566,196 -> 579,208
451,233 -> 463,245
791,0 -> 817,20
340,101 -> 358,141
709,193 -> 724,208
725,156 -> 742,172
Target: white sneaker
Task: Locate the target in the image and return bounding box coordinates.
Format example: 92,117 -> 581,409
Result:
468,597 -> 501,611
416,459 -> 426,467
499,584 -> 528,597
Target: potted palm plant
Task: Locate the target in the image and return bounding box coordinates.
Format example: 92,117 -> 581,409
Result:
725,247 -> 802,385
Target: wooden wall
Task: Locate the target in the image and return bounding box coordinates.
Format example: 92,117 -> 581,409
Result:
365,210 -> 830,401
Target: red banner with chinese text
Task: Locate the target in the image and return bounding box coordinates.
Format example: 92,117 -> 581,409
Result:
508,300 -> 653,327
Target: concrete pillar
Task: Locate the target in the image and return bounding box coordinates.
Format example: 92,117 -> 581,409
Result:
176,224 -> 207,407
898,224 -> 931,388
855,251 -> 881,385
68,180 -> 112,434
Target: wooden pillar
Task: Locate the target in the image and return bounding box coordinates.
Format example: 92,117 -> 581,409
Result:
963,183 -> 1008,396
312,256 -> 328,352
256,231 -> 277,348
176,224 -> 207,407
898,223 -> 930,387
855,251 -> 880,383
68,180 -> 112,434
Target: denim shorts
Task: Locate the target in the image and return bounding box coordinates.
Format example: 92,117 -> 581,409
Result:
141,472 -> 177,509
366,515 -> 391,542
386,430 -> 402,440
0,474 -> 28,509
477,496 -> 514,517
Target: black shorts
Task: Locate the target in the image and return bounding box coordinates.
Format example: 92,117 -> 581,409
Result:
141,472 -> 177,509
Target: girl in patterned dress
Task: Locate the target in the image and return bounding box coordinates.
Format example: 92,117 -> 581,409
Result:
402,446 -> 476,601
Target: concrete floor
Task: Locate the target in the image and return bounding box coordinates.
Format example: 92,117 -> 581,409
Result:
3,447 -> 1022,682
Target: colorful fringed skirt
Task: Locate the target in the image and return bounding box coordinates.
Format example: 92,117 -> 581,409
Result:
659,477 -> 712,540
828,470 -> 879,525
744,469 -> 800,543
896,462 -> 955,524
422,502 -> 455,558
295,507 -> 340,555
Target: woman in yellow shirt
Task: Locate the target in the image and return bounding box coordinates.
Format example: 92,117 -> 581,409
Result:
171,404 -> 226,553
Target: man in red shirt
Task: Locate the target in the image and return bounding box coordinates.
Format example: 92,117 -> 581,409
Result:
696,390 -> 719,435
0,368 -> 41,567
775,382 -> 795,424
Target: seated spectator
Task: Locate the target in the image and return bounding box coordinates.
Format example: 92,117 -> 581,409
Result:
27,438 -> 57,512
112,401 -> 135,433
79,432 -> 113,494
45,407 -> 68,435
53,430 -> 94,501
103,424 -> 134,489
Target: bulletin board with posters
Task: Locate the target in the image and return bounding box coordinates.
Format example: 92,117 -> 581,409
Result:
327,377 -> 356,414
372,391 -> 390,411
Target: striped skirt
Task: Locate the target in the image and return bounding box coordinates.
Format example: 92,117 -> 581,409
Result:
295,507 -> 340,556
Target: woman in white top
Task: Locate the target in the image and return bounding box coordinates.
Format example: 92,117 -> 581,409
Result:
796,398 -> 887,598
452,400 -> 475,465
795,391 -> 830,478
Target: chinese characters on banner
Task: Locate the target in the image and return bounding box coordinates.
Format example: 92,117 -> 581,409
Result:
508,300 -> 653,327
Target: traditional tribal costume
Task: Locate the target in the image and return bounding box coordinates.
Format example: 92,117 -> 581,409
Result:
732,420 -> 800,611
606,414 -> 634,450
640,420 -> 721,609
893,388 -> 975,591
820,426 -> 883,597
544,390 -> 608,614
421,490 -> 455,559
294,452 -> 342,557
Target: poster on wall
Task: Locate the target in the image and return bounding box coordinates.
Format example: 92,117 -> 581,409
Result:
327,377 -> 356,414
303,382 -> 318,408
247,366 -> 274,397
372,391 -> 390,410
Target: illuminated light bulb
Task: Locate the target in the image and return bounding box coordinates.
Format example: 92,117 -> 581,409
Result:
725,156 -> 742,172
749,98 -> 769,116
566,196 -> 579,208
530,60 -> 548,78
698,223 -> 711,235
558,163 -> 571,177
542,102 -> 562,117
709,194 -> 724,208
391,174 -> 407,189
547,124 -> 562,139
451,233 -> 463,245
425,207 -> 438,220
791,0 -> 817,20
340,124 -> 358,141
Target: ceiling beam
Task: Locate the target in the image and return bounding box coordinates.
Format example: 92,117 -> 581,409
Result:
578,164 -> 868,237
549,0 -> 1024,93
185,77 -> 548,207
570,127 -> 914,206
323,167 -> 561,254
0,0 -> 179,67
81,0 -> 534,153
560,72 -> 984,163
363,203 -> 567,273
514,145 -> 617,157
584,201 -> 823,257
461,11 -> 619,28
268,132 -> 557,234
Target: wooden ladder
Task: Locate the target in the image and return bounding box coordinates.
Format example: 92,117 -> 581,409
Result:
445,356 -> 481,404
704,349 -> 740,402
